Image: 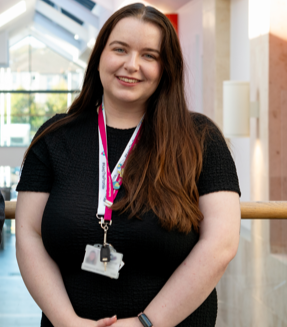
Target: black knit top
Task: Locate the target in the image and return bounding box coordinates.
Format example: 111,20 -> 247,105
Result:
16,110 -> 240,327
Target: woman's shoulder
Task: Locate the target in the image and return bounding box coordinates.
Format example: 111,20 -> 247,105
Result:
190,113 -> 241,196
36,113 -> 68,136
189,111 -> 219,132
189,111 -> 225,147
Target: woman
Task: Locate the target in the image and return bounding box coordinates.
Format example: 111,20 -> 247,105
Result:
15,3 -> 241,327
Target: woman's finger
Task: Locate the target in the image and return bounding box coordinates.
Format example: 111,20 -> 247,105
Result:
96,315 -> 117,327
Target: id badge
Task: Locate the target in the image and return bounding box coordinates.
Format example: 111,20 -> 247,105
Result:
81,244 -> 124,279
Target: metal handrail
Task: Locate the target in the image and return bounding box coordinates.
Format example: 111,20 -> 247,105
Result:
4,201 -> 287,219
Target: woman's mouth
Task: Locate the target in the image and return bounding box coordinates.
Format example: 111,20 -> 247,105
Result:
116,76 -> 141,84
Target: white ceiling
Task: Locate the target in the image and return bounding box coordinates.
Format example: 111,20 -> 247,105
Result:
0,0 -> 190,67
146,0 -> 192,12
0,0 -> 22,12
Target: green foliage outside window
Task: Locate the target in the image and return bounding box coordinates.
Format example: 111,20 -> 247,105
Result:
10,81 -> 68,138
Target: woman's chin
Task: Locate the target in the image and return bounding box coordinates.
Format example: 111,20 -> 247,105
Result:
112,94 -> 142,105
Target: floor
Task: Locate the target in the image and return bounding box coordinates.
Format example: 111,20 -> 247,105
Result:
0,232 -> 41,327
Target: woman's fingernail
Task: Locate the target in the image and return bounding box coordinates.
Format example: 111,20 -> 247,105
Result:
112,315 -> 117,319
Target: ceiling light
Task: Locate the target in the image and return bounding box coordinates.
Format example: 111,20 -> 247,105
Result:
0,1 -> 27,28
74,34 -> 79,40
87,38 -> 95,49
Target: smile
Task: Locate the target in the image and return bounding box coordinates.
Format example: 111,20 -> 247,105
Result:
117,76 -> 141,84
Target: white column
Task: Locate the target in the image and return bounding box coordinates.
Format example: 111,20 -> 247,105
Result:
67,72 -> 72,108
6,68 -> 11,146
0,166 -> 4,187
0,68 -> 5,146
4,166 -> 10,187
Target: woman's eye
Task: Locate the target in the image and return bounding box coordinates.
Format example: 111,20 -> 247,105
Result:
144,54 -> 156,59
114,48 -> 125,53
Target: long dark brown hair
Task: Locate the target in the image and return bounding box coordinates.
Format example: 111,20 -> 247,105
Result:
23,3 -> 206,233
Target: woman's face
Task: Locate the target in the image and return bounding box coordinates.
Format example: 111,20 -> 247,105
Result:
99,17 -> 162,108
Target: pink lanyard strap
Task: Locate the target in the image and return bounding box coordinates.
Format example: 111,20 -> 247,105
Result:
98,104 -> 142,222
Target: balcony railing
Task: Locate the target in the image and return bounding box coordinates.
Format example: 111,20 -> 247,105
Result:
4,201 -> 287,219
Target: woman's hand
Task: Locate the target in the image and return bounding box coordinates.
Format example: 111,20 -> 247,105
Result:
71,315 -> 117,327
110,317 -> 142,327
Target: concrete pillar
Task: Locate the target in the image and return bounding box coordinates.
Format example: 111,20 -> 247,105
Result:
202,0 -> 230,129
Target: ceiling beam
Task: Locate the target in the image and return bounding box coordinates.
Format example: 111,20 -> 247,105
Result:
90,0 -> 114,11
8,22 -> 86,68
92,3 -> 112,29
9,27 -> 31,47
51,0 -> 99,30
29,26 -> 86,68
34,12 -> 81,49
30,28 -> 74,61
35,0 -> 89,41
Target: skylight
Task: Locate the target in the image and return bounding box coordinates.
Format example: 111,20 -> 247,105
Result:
41,0 -> 96,26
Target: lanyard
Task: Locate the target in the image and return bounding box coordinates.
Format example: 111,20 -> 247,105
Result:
97,101 -> 143,222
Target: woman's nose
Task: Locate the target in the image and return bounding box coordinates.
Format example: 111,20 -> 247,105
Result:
123,53 -> 139,73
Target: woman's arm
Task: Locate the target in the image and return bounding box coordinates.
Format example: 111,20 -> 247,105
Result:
16,191 -> 117,327
112,191 -> 241,327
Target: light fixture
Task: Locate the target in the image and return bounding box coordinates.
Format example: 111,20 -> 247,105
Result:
87,38 -> 95,49
74,34 -> 79,40
0,1 -> 27,28
223,81 -> 259,138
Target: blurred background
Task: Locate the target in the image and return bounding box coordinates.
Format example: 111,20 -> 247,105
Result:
0,0 -> 287,326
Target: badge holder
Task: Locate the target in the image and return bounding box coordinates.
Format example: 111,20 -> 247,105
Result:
81,244 -> 124,279
81,218 -> 124,279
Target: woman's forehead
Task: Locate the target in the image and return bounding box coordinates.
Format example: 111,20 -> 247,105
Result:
107,17 -> 162,50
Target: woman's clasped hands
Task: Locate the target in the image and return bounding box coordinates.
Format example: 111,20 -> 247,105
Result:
70,315 -> 142,327
110,317 -> 143,327
70,315 -> 117,327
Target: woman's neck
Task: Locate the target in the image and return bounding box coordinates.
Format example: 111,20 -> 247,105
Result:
103,95 -> 145,129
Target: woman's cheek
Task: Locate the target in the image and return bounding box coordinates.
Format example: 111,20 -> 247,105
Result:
105,54 -> 122,71
145,63 -> 162,84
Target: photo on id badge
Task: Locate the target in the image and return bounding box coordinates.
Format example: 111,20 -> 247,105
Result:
85,249 -> 97,265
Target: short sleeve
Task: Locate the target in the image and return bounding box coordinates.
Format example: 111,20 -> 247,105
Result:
16,114 -> 66,193
194,114 -> 241,197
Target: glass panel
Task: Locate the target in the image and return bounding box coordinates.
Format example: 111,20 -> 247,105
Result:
216,219 -> 287,326
0,92 -> 72,146
30,92 -> 68,135
9,36 -> 84,91
0,166 -> 20,201
0,165 -> 19,238
0,35 -> 83,148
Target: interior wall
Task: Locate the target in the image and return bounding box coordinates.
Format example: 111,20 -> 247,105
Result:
230,0 -> 250,80
177,0 -> 203,113
202,0 -> 231,129
229,0 -> 251,239
268,0 -> 287,254
249,0 -> 270,202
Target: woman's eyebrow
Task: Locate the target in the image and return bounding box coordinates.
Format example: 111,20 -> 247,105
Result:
109,40 -> 160,54
109,40 -> 128,47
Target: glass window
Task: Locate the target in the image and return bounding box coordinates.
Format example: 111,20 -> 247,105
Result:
0,166 -> 20,201
9,36 -> 84,91
0,36 -> 83,147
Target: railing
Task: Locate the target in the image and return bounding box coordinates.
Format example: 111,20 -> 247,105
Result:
4,201 -> 287,219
